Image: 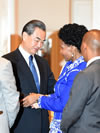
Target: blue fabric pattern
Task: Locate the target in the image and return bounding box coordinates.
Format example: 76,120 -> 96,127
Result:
49,119 -> 62,133
38,56 -> 86,133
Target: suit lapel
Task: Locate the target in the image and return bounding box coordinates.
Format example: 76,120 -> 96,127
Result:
15,49 -> 38,93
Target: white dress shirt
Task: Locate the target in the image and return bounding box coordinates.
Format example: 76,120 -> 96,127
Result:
19,45 -> 40,84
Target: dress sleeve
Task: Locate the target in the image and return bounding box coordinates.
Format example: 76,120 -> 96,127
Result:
39,70 -> 81,112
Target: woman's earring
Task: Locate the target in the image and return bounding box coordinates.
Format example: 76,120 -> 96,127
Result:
72,53 -> 74,58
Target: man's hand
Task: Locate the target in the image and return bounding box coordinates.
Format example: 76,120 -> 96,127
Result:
22,93 -> 41,107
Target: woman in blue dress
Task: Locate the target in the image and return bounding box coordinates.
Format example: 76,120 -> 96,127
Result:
23,23 -> 88,133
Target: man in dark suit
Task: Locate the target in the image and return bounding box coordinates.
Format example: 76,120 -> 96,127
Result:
3,20 -> 56,133
60,29 -> 100,133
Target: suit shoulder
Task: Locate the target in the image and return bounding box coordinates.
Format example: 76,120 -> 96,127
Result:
75,68 -> 93,84
2,49 -> 19,62
3,50 -> 17,57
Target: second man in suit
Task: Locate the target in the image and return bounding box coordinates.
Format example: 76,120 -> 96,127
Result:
3,19 -> 56,133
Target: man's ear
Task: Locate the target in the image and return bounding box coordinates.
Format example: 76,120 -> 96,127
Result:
23,32 -> 28,41
84,42 -> 87,50
81,42 -> 87,51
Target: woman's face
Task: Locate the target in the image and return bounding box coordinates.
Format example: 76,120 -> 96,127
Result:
60,40 -> 73,61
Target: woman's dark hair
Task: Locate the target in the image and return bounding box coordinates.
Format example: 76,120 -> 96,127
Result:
22,20 -> 46,35
58,23 -> 88,51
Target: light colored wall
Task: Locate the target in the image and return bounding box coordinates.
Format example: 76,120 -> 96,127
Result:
17,0 -> 100,35
18,0 -> 70,35
71,0 -> 100,30
93,0 -> 100,29
1,0 -> 100,56
71,0 -> 93,30
0,0 -> 15,56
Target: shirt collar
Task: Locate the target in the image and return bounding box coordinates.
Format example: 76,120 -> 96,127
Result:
19,45 -> 34,65
87,56 -> 100,67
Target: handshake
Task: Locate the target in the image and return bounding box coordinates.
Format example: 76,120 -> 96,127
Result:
21,93 -> 43,109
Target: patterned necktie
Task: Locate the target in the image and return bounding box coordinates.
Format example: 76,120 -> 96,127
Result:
29,55 -> 40,92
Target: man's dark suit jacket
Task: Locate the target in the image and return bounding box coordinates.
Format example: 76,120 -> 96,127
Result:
3,48 -> 56,133
61,59 -> 100,133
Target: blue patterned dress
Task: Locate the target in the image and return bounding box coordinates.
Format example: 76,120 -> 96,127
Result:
38,56 -> 86,133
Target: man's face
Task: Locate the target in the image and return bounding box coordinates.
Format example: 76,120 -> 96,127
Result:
22,27 -> 46,55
